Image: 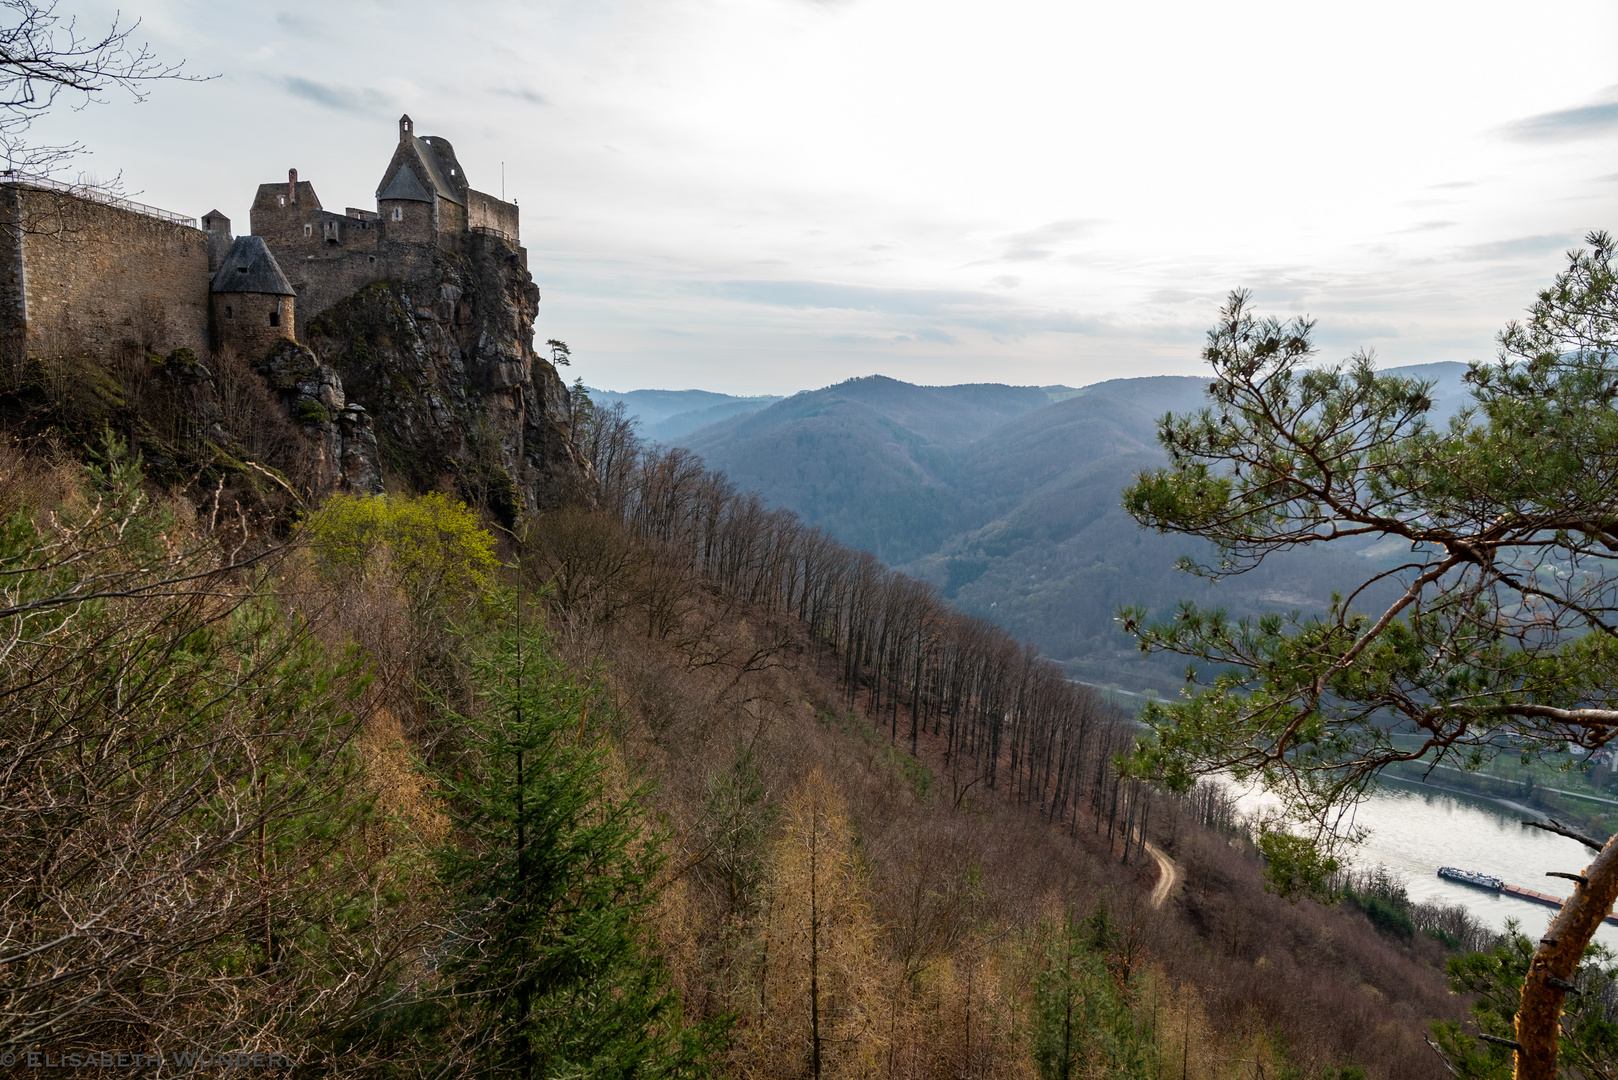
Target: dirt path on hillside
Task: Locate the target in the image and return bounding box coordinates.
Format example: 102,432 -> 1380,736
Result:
1144,841 -> 1179,909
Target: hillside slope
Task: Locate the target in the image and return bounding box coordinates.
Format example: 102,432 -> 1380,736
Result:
584,387 -> 785,442
680,376 -> 1055,563
674,363 -> 1472,693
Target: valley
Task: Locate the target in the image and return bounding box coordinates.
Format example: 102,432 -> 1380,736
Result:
596,363 -> 1472,695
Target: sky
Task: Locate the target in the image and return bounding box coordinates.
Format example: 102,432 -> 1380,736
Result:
32,0 -> 1618,395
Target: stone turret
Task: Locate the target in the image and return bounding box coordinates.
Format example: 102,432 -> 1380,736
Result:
211,235 -> 296,358
201,210 -> 232,273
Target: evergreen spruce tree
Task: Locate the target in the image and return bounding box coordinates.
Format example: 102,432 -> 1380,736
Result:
1031,903 -> 1155,1080
433,615 -> 723,1078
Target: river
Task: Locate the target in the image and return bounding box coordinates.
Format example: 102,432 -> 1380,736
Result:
1231,776 -> 1618,951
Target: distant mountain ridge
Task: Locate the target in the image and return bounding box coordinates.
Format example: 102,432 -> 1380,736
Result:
583,387 -> 787,442
679,375 -> 1080,563
668,363 -> 1472,693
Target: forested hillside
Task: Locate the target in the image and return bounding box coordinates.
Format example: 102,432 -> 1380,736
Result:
0,421 -> 1483,1078
671,364 -> 1472,694
678,377 -> 1059,564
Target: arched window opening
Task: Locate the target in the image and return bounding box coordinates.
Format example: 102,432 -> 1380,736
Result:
224,305 -> 233,319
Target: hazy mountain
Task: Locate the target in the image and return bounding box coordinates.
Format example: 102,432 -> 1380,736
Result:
673,362 -> 1472,693
679,376 -> 1062,563
584,387 -> 784,440
648,398 -> 790,441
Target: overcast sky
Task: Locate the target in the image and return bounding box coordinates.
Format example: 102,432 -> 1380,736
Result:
36,0 -> 1618,395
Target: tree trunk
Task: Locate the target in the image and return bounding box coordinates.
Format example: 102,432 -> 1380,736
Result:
1514,832 -> 1618,1079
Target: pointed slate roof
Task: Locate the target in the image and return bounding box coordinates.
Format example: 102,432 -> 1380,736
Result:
211,235 -> 295,296
376,136 -> 464,207
378,162 -> 432,203
407,136 -> 463,205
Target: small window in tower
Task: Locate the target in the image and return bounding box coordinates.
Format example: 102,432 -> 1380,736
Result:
225,305 -> 233,318
391,206 -> 403,221
279,196 -> 285,207
304,224 -> 312,237
270,308 -> 279,327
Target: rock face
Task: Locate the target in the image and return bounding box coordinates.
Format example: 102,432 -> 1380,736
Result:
258,340 -> 383,496
306,233 -> 588,524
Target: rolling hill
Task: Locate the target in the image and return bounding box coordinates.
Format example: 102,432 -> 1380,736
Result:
583,387 -> 786,442
666,363 -> 1472,694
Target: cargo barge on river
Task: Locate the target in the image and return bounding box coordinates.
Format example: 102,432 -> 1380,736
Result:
1438,866 -> 1618,926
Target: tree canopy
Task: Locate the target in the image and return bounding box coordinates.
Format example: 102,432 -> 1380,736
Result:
1121,231 -> 1618,1078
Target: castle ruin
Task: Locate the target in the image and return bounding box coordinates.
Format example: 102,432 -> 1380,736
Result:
0,115 -> 582,513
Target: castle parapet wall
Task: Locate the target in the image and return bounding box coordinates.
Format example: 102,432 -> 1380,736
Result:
0,182 -> 208,365
467,189 -> 518,243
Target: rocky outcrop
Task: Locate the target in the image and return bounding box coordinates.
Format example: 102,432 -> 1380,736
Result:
306,232 -> 589,523
258,340 -> 382,495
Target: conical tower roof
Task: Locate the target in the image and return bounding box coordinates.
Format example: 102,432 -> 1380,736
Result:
210,235 -> 295,296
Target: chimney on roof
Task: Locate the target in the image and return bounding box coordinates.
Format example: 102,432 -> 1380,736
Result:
399,114 -> 413,142
288,168 -> 298,205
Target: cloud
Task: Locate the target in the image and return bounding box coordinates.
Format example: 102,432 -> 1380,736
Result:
1148,288 -> 1212,304
492,84 -> 547,105
1501,87 -> 1618,142
281,76 -> 394,114
704,278 -> 1103,336
991,275 -> 1022,288
1456,233 -> 1575,261
1396,220 -> 1458,233
912,327 -> 958,344
711,279 -> 1004,316
994,219 -> 1096,262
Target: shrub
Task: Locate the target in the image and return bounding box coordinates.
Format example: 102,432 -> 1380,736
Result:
303,492 -> 500,610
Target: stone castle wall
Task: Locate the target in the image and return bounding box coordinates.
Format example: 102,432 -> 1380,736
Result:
0,183 -> 209,362
467,189 -> 519,240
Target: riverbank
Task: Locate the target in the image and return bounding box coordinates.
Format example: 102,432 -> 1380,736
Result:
1378,771 -> 1546,823
1383,760 -> 1617,837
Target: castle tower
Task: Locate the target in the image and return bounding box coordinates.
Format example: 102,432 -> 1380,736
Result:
377,113 -> 465,245
201,210 -> 232,273
210,235 -> 296,357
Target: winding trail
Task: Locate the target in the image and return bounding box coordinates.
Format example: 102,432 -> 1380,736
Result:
1144,841 -> 1180,909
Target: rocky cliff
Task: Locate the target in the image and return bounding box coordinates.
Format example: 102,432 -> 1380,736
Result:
306,233 -> 589,524
0,231 -> 587,523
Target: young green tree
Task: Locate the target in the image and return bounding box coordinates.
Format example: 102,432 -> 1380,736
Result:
302,492 -> 500,613
1120,233 -> 1618,1078
428,615 -> 722,1078
1031,903 -> 1155,1080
